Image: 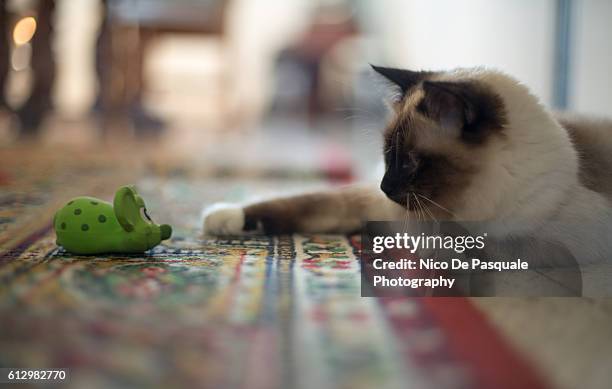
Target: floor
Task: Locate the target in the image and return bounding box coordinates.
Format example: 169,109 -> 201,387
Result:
1,115 -> 612,389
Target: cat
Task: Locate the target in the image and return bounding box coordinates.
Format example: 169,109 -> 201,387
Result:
203,65 -> 612,264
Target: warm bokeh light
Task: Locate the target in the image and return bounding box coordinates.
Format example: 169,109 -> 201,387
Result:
13,16 -> 37,46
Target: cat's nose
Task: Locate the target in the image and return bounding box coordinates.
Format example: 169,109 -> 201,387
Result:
380,175 -> 396,197
380,181 -> 391,196
380,173 -> 409,206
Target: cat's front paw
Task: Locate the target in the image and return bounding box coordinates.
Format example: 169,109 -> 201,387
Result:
202,203 -> 246,235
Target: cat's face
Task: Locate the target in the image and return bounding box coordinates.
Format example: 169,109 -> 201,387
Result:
374,66 -> 508,216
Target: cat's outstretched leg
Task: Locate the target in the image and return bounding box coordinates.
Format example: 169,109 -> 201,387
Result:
202,185 -> 404,235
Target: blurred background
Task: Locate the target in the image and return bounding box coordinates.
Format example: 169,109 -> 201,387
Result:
0,0 -> 611,179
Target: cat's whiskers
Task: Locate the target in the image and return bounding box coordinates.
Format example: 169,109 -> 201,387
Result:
418,196 -> 426,222
413,193 -> 435,221
418,196 -> 437,222
416,194 -> 456,218
403,193 -> 411,233
414,193 -> 429,222
410,193 -> 419,221
412,193 -> 424,221
356,127 -> 383,141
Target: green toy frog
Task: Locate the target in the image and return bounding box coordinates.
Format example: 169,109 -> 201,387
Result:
53,185 -> 172,255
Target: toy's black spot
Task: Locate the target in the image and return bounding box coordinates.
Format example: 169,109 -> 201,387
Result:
91,201 -> 98,205
98,215 -> 107,223
68,201 -> 74,205
81,224 -> 89,231
60,222 -> 66,230
74,209 -> 82,215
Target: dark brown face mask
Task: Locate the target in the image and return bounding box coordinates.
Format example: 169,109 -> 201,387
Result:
373,65 -> 507,210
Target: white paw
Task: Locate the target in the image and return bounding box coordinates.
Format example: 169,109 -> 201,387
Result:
202,203 -> 245,235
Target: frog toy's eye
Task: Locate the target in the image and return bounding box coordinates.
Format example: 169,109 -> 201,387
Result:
140,207 -> 154,223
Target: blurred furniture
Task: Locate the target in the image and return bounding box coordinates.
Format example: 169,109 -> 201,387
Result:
275,3 -> 358,122
98,0 -> 232,130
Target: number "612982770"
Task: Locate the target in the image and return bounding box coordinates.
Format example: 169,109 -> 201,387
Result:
7,370 -> 66,381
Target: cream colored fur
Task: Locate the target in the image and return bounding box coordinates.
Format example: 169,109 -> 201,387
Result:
434,69 -> 612,263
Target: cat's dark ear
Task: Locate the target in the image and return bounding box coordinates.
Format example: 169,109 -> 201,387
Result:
419,81 -> 475,134
419,80 -> 506,143
371,65 -> 429,94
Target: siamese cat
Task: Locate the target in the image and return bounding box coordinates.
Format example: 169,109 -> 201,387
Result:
203,66 -> 612,264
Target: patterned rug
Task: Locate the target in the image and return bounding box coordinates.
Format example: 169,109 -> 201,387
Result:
0,148 -> 551,389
